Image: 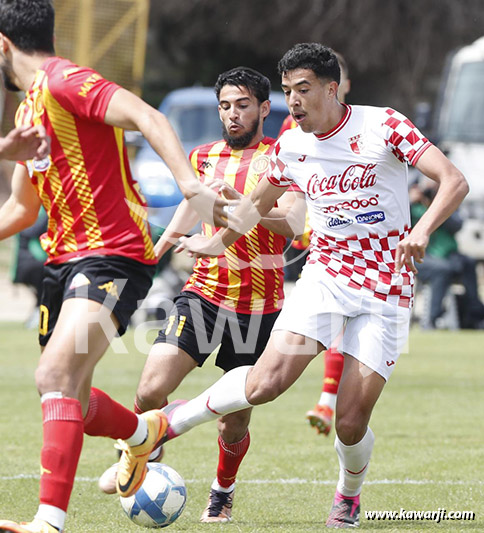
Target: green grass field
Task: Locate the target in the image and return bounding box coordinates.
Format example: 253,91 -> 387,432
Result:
0,323 -> 482,532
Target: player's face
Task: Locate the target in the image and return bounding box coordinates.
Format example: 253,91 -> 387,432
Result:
218,84 -> 269,149
0,63 -> 20,92
281,68 -> 339,134
0,37 -> 20,92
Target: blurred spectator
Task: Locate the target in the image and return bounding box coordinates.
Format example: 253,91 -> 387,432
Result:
410,181 -> 484,329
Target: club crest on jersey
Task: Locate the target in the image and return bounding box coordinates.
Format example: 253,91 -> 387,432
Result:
349,134 -> 365,154
33,156 -> 51,172
26,156 -> 51,177
326,216 -> 353,229
250,154 -> 270,175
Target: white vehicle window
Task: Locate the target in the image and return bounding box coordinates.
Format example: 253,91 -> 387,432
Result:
443,62 -> 484,142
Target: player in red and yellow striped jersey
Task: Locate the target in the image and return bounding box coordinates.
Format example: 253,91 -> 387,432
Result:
0,2 -> 234,532
100,67 -> 305,522
183,136 -> 286,315
14,57 -> 157,266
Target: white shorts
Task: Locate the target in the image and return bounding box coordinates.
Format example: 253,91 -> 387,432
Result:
274,262 -> 411,380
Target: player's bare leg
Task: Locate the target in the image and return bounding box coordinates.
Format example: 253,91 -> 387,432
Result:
166,330 -> 323,435
18,298 -> 167,531
136,344 -> 198,411
326,354 -> 385,528
245,330 -> 323,404
24,299 -> 119,531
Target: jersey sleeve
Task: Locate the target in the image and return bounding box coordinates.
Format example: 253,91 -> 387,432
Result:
381,108 -> 432,166
47,65 -> 121,123
266,140 -> 294,188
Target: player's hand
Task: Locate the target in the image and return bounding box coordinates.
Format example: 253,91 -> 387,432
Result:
0,125 -> 51,161
186,182 -> 240,228
218,182 -> 243,201
175,233 -> 226,258
394,229 -> 429,274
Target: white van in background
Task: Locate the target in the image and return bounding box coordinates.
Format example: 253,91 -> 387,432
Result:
431,36 -> 484,260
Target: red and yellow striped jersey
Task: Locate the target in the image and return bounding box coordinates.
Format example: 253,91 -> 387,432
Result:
183,137 -> 285,314
15,57 -> 155,265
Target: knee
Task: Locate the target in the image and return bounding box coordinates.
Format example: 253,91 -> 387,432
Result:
218,410 -> 251,443
35,360 -> 67,396
135,383 -> 167,412
245,375 -> 282,405
335,413 -> 368,445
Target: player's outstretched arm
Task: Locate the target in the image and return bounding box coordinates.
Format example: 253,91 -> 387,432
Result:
260,188 -> 306,238
219,181 -> 306,238
395,145 -> 468,273
0,125 -> 50,161
153,199 -> 201,261
0,164 -> 42,241
103,88 -> 237,228
177,177 -> 287,258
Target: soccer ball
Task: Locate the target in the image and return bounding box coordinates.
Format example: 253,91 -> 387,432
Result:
120,463 -> 187,528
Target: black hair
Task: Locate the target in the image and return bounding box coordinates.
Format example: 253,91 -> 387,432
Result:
214,66 -> 271,103
0,0 -> 55,54
277,43 -> 340,85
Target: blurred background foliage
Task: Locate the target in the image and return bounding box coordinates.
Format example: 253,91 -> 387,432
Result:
3,0 -> 484,142
142,0 -> 484,118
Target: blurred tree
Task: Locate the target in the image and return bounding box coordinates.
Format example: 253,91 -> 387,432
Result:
142,0 -> 484,120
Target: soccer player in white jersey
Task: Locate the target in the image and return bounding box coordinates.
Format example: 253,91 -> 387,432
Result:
117,43 -> 468,528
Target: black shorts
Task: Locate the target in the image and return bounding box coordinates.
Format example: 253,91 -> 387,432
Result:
39,255 -> 155,346
154,291 -> 280,372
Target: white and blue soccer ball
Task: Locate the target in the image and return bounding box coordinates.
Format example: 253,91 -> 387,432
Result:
120,463 -> 187,528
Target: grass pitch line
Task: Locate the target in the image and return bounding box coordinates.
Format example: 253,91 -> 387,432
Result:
2,474 -> 482,486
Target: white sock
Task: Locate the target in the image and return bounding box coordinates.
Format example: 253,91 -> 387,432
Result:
170,366 -> 253,436
149,445 -> 162,461
318,392 -> 337,410
35,504 -> 65,531
335,427 -> 374,497
125,415 -> 148,446
211,479 -> 236,493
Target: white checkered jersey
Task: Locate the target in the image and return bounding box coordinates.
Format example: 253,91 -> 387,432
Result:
268,104 -> 433,308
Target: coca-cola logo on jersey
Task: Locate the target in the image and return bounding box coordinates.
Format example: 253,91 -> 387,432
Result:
306,163 -> 376,199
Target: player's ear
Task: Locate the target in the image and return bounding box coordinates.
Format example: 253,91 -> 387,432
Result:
0,33 -> 8,54
260,100 -> 270,120
327,80 -> 339,99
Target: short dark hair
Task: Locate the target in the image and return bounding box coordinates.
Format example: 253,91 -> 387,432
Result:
277,43 -> 340,85
214,66 -> 271,104
0,0 -> 55,54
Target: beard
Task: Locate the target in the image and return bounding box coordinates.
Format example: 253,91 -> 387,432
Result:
222,116 -> 260,149
1,64 -> 21,92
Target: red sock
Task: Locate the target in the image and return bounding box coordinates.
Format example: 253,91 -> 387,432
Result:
323,349 -> 345,394
216,431 -> 250,489
40,397 -> 84,512
83,387 -> 138,439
